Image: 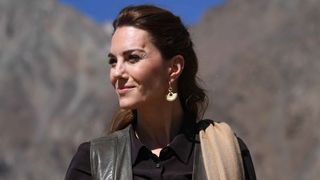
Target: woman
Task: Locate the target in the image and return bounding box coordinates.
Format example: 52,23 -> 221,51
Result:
65,5 -> 256,180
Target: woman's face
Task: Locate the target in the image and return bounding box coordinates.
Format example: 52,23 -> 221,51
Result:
108,26 -> 170,109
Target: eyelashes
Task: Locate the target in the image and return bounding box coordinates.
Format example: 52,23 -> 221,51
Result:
108,57 -> 116,65
108,57 -> 117,68
128,54 -> 142,63
107,53 -> 145,67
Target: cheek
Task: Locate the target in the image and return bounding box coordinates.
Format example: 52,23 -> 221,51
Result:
135,65 -> 168,90
109,69 -> 116,88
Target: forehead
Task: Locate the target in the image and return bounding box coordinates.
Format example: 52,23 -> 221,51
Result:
110,26 -> 153,54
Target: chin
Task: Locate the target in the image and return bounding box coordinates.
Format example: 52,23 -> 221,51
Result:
118,100 -> 138,110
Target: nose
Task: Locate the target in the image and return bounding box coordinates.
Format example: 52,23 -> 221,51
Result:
111,60 -> 126,78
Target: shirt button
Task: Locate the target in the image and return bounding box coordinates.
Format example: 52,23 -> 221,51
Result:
156,163 -> 161,168
163,149 -> 169,154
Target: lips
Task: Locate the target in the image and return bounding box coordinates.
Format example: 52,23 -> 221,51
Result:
117,85 -> 135,95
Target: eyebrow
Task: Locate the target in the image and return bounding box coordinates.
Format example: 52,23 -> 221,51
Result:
107,49 -> 146,58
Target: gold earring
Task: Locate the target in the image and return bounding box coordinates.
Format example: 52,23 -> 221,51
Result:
166,83 -> 178,102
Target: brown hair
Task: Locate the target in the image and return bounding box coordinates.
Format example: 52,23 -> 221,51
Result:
109,5 -> 207,133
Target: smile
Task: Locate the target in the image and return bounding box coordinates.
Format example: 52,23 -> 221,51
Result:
117,86 -> 135,95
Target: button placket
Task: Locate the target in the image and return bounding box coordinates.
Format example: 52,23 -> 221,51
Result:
156,162 -> 161,168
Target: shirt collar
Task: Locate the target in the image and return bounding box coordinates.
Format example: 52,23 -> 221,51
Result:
129,125 -> 194,165
167,132 -> 194,164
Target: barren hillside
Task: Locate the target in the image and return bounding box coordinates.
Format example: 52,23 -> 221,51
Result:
0,0 -> 319,179
192,0 -> 320,179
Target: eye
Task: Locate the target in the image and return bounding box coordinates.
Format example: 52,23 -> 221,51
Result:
128,54 -> 141,63
108,57 -> 117,67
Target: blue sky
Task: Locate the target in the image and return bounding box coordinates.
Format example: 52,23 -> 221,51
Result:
59,0 -> 225,25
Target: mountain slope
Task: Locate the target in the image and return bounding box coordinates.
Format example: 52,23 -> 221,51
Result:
0,0 -> 114,179
192,0 -> 320,179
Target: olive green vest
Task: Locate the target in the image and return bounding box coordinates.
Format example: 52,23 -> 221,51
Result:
90,125 -> 207,180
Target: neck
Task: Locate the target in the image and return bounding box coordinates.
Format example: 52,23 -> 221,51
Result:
134,99 -> 184,150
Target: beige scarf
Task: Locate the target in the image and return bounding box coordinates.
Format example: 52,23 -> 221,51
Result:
199,122 -> 245,180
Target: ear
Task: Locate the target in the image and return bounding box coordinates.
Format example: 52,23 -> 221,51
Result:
168,55 -> 184,84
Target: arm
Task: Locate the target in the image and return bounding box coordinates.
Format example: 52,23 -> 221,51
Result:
65,142 -> 92,180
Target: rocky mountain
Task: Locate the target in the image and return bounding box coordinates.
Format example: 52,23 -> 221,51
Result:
0,0 -> 319,179
192,0 -> 320,179
0,0 -> 115,179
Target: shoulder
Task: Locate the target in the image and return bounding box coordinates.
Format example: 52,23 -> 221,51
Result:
197,119 -> 252,154
65,127 -> 132,180
197,119 -> 256,179
65,142 -> 91,179
196,119 -> 234,134
91,126 -> 131,146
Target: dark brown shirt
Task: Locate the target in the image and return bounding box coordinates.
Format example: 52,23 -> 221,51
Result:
130,127 -> 194,180
65,125 -> 194,180
65,126 -> 256,180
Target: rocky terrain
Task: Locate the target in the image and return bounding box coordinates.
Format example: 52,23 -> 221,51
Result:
0,0 -> 115,179
192,0 -> 320,179
0,0 -> 319,179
